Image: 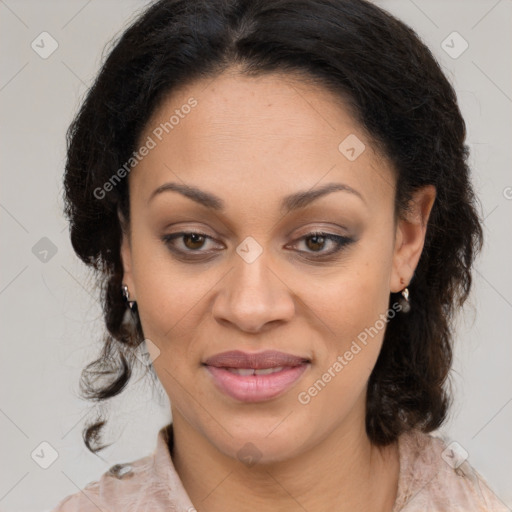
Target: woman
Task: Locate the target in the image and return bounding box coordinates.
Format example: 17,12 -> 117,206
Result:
52,0 -> 507,510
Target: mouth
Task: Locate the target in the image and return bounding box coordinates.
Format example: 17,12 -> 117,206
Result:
222,366 -> 288,376
202,350 -> 311,403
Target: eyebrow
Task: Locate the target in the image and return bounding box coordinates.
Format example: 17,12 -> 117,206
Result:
148,181 -> 366,212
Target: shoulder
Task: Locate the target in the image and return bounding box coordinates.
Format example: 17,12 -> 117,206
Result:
394,428 -> 509,512
50,455 -> 161,512
50,424 -> 187,511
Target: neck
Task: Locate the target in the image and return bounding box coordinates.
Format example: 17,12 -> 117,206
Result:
170,410 -> 399,512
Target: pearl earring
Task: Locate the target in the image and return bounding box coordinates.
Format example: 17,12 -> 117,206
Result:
121,284 -> 136,310
399,287 -> 411,313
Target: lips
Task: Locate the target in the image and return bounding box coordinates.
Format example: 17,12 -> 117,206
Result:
202,350 -> 311,402
203,350 -> 310,370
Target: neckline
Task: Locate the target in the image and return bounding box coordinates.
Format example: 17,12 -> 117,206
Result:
158,423 -> 420,510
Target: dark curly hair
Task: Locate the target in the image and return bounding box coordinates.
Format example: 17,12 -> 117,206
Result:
63,0 -> 484,453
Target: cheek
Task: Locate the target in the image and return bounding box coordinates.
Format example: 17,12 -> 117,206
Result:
296,278 -> 390,427
305,252 -> 392,339
298,245 -> 394,396
312,280 -> 389,382
129,223 -> 195,321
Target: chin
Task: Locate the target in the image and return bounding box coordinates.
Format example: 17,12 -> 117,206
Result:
208,416 -> 308,466
224,436 -> 302,467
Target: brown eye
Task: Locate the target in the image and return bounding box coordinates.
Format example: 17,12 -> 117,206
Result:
305,234 -> 327,252
289,231 -> 355,259
182,233 -> 206,250
161,231 -> 221,259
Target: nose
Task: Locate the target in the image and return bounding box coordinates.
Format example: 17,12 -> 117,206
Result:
211,248 -> 295,334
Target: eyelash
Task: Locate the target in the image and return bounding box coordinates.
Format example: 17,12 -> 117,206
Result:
161,230 -> 355,261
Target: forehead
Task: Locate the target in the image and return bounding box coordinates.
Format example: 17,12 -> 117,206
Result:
131,69 -> 395,214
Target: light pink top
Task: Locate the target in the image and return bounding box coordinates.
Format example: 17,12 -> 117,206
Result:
52,423 -> 509,511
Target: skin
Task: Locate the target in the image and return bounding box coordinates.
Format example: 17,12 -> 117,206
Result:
120,67 -> 436,512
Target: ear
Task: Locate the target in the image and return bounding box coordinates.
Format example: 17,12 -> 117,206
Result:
390,185 -> 436,293
118,208 -> 136,298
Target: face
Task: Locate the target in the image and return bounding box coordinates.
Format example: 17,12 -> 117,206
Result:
120,68 -> 435,463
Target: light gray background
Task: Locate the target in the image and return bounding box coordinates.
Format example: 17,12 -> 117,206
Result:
0,1 -> 511,510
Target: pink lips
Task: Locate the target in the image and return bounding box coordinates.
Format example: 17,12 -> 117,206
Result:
203,350 -> 310,402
